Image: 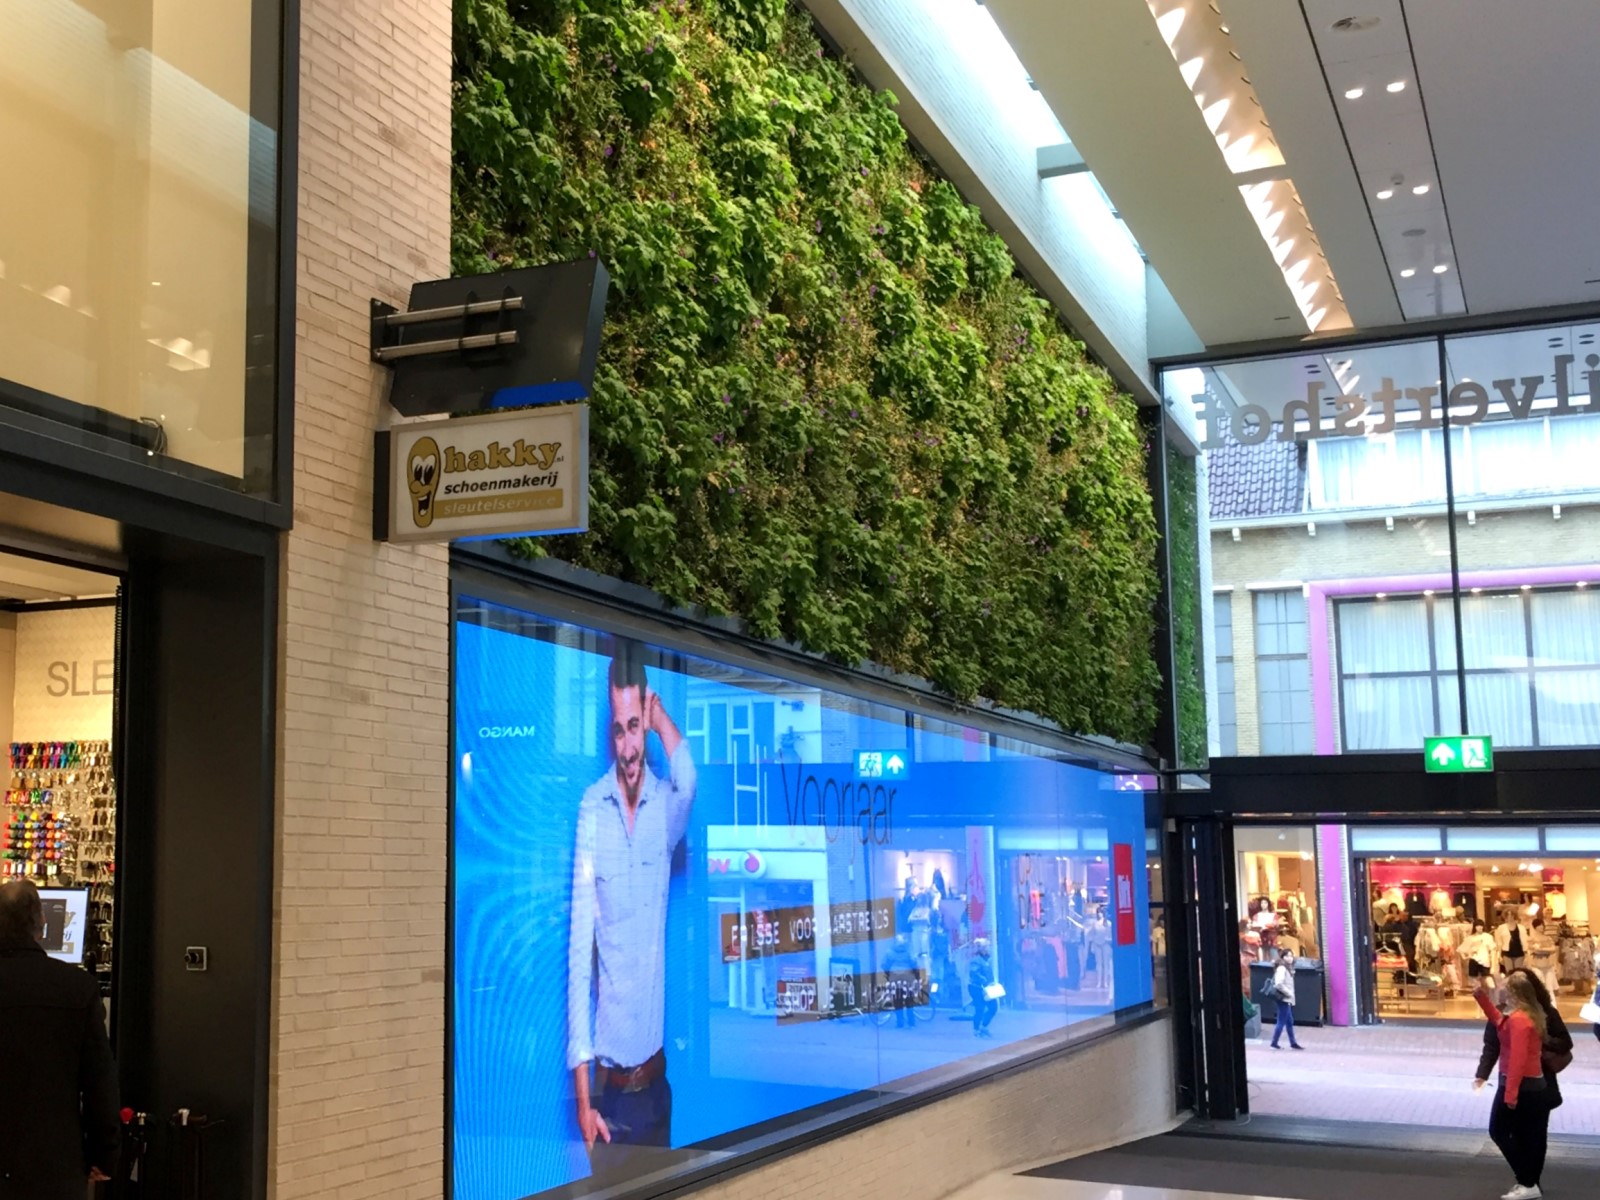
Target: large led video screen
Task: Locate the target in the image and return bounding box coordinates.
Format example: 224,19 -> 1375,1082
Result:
452,596 -> 1154,1200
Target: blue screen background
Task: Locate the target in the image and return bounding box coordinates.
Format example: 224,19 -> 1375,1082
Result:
453,602 -> 1154,1200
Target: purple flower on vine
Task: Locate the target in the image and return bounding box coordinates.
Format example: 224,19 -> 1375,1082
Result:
869,284 -> 878,296
714,433 -> 725,445
646,41 -> 656,54
859,166 -> 868,177
588,249 -> 596,258
722,393 -> 732,405
815,219 -> 822,232
642,81 -> 652,92
603,144 -> 615,158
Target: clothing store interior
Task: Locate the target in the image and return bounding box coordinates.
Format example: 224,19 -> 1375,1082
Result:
0,549 -> 119,1007
1367,855 -> 1598,1022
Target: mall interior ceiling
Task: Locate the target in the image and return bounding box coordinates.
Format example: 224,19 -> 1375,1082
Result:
988,0 -> 1600,348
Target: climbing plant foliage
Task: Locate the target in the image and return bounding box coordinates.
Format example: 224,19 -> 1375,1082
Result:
453,0 -> 1161,743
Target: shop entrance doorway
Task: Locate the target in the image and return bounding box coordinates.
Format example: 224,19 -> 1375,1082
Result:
2,548 -> 122,1000
1230,821 -> 1600,1137
0,494 -> 278,1198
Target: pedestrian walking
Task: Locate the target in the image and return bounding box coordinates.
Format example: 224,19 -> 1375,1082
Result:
1474,974 -> 1553,1200
1269,947 -> 1303,1050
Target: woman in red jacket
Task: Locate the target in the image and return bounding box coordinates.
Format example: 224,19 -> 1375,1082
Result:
1474,975 -> 1552,1200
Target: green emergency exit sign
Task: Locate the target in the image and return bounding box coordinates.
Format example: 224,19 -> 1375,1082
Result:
1424,735 -> 1494,773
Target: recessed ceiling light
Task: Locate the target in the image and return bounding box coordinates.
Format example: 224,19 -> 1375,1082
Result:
1400,268 -> 1416,278
1345,87 -> 1365,99
1376,188 -> 1394,200
1387,80 -> 1407,93
1433,263 -> 1450,274
1412,183 -> 1431,195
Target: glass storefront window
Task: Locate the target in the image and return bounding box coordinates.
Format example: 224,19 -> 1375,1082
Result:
451,594 -> 1158,1200
1,0 -> 283,492
1164,317 -> 1600,757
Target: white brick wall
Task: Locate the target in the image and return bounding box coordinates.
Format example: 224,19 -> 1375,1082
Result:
272,0 -> 454,1195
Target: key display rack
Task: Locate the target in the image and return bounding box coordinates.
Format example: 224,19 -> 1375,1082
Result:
4,740 -> 116,974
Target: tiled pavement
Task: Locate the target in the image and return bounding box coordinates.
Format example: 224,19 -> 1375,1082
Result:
1245,1019 -> 1600,1135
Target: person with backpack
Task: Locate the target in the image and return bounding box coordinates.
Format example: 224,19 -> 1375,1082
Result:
1268,947 -> 1303,1050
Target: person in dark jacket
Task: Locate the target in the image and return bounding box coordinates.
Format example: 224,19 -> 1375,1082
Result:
1475,968 -> 1573,1107
0,879 -> 119,1198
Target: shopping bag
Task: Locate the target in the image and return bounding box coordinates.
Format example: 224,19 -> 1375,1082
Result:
983,983 -> 1006,1000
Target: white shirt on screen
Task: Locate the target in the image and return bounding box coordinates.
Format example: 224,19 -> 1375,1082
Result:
567,742 -> 697,1072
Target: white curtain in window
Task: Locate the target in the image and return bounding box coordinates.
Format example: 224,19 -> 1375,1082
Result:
1462,419 -> 1549,499
1536,670 -> 1600,746
1342,676 -> 1437,750
1338,598 -> 1432,673
1544,413 -> 1600,493
1466,673 -> 1534,747
1457,594 -> 1528,670
1530,589 -> 1600,668
1311,432 -> 1441,509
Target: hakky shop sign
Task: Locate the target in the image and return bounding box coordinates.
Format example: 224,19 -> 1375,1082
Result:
376,405 -> 589,543
1200,352 -> 1600,448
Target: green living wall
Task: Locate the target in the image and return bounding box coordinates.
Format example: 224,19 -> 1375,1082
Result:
1165,444 -> 1207,767
452,0 -> 1161,743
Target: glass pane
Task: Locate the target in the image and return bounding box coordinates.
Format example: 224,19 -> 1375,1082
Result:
1446,322 -> 1600,749
1350,827 -> 1442,853
1534,669 -> 1600,746
451,595 -> 1157,1198
1444,827 -> 1540,853
1337,598 -> 1432,674
1458,593 -> 1529,668
1165,339 -> 1444,757
1341,676 -> 1437,751
1543,827 -> 1600,852
1465,672 -> 1534,747
1,0 -> 280,490
1531,589 -> 1600,667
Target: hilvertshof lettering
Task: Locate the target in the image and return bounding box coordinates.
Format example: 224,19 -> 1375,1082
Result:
1202,352 -> 1600,448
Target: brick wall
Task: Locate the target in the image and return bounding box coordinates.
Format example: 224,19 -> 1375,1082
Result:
695,1019 -> 1176,1200
272,0 -> 454,1195
1212,504 -> 1600,752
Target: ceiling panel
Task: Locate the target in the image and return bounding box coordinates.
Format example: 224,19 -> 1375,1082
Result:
1407,0 -> 1600,313
987,0 -> 1313,345
0,551 -> 117,604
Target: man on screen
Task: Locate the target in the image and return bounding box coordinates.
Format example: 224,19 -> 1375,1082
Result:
569,648 -> 697,1174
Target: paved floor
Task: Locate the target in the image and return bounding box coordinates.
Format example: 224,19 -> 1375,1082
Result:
993,1132 -> 1600,1199
1244,1019 -> 1600,1134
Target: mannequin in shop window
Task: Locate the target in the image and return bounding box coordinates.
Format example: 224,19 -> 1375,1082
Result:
1528,919 -> 1561,998
1251,897 -> 1279,956
1498,909 -> 1535,977
1461,919 -> 1498,984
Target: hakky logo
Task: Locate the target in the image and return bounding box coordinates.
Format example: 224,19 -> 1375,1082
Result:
407,435 -> 441,528
708,851 -> 766,879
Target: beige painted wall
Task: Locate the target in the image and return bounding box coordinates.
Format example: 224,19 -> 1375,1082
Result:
698,1019 -> 1176,1200
9,606 -> 116,742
